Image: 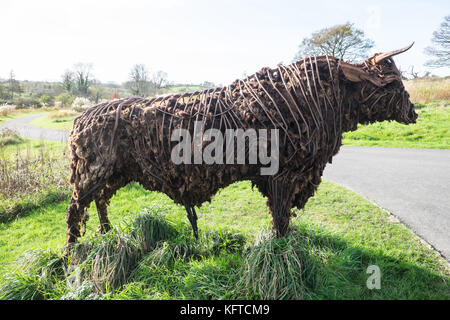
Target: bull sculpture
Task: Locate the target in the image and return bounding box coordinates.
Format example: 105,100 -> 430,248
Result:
65,43 -> 417,249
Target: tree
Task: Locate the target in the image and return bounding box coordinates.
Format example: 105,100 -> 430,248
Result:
0,83 -> 6,100
62,70 -> 74,93
294,22 -> 375,62
424,15 -> 450,68
7,70 -> 22,99
55,93 -> 75,108
39,94 -> 52,107
127,64 -> 150,97
73,63 -> 93,96
152,70 -> 168,91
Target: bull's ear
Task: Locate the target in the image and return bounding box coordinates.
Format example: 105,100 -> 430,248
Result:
339,61 -> 385,87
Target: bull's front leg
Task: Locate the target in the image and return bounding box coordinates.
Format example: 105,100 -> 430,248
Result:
65,196 -> 86,252
266,178 -> 294,237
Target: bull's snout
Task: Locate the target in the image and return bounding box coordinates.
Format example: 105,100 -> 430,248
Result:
408,103 -> 418,124
397,101 -> 418,124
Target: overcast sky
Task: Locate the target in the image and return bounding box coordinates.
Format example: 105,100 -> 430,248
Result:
0,0 -> 449,85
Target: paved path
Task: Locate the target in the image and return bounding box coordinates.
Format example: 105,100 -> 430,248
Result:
324,146 -> 450,261
0,113 -> 69,141
2,114 -> 449,260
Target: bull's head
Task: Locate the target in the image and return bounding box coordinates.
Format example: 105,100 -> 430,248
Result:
339,43 -> 418,125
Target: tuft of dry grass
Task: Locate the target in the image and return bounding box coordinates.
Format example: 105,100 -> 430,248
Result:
404,77 -> 450,104
47,110 -> 78,119
0,105 -> 16,117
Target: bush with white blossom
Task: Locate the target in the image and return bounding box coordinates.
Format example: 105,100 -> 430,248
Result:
71,97 -> 93,112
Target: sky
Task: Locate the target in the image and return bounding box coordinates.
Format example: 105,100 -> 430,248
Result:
0,0 -> 449,85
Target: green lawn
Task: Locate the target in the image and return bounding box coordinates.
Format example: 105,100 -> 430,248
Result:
29,113 -> 77,131
343,101 -> 450,149
0,180 -> 448,299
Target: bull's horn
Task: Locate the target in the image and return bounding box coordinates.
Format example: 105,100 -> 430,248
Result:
373,42 -> 415,64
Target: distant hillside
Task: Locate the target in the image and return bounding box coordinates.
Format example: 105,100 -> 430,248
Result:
0,80 -> 214,108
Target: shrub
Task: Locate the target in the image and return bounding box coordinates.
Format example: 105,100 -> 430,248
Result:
71,97 -> 93,112
0,104 -> 16,116
0,128 -> 23,146
38,94 -> 53,107
13,96 -> 40,109
55,93 -> 75,109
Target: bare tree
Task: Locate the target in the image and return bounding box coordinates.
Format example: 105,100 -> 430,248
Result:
127,64 -> 150,97
7,70 -> 22,99
408,66 -> 420,79
152,70 -> 168,91
424,15 -> 450,68
294,22 -> 375,62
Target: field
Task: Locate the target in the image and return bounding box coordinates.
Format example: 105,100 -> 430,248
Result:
342,100 -> 450,149
342,77 -> 450,149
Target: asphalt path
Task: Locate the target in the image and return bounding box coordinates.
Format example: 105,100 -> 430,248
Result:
0,113 -> 69,141
1,114 -> 449,260
324,146 -> 450,261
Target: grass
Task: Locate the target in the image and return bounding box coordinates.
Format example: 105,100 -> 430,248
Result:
404,77 -> 450,104
343,100 -> 450,149
0,180 -> 448,300
29,110 -> 78,131
0,138 -> 69,222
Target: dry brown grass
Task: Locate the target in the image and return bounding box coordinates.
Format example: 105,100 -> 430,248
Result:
0,141 -> 70,221
404,77 -> 450,104
0,105 -> 16,117
47,110 -> 78,119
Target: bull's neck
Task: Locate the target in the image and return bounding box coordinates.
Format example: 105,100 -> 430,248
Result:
340,84 -> 376,133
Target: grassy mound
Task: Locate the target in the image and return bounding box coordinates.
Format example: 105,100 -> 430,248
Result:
0,129 -> 23,147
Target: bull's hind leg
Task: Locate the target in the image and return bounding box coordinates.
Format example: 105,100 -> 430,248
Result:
184,203 -> 199,239
94,178 -> 131,233
95,198 -> 111,234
